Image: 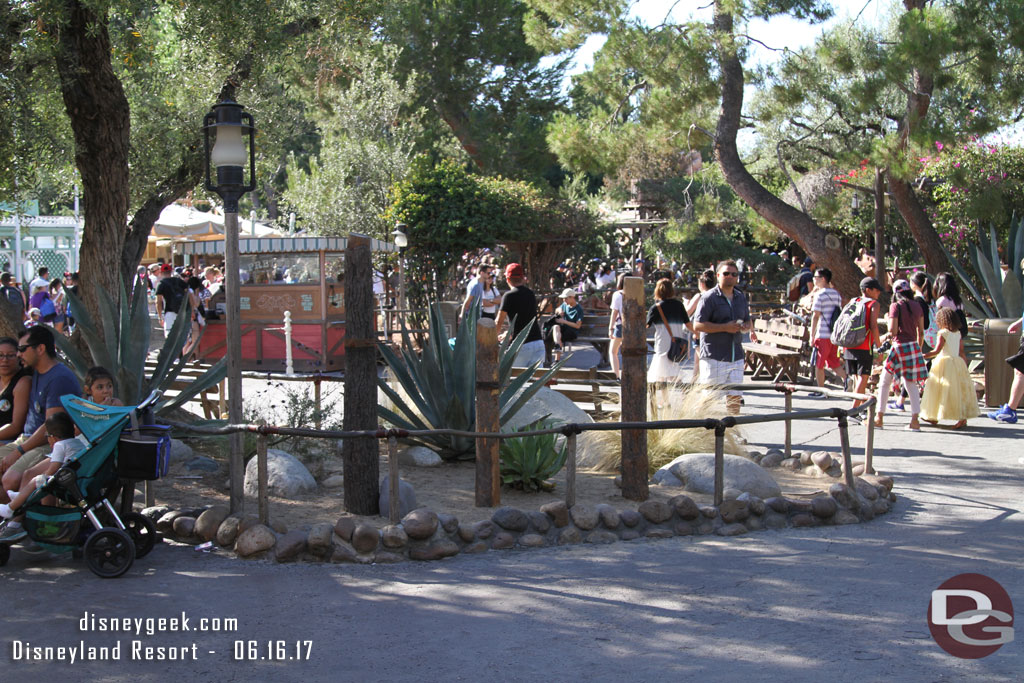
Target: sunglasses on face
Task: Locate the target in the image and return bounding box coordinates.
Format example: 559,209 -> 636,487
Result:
17,344 -> 32,352
720,272 -> 739,277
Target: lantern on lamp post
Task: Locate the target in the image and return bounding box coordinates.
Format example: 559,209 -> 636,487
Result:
391,223 -> 409,325
203,96 -> 256,514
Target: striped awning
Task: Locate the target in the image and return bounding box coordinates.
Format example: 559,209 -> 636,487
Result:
178,235 -> 395,255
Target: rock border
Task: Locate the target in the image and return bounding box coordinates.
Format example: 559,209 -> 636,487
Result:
141,474 -> 896,565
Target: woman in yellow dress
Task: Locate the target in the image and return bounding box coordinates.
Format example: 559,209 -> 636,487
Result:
920,308 -> 980,429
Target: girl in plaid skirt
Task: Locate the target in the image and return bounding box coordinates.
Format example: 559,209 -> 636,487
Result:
875,280 -> 927,431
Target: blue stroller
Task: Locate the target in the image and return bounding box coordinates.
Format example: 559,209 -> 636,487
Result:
0,390 -> 170,577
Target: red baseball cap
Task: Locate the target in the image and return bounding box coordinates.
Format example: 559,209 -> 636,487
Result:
160,264 -> 173,273
504,263 -> 524,280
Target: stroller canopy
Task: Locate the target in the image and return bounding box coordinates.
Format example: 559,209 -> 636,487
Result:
61,395 -> 138,443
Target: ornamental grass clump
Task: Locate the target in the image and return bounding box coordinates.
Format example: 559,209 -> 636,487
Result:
588,381 -> 747,475
499,418 -> 567,492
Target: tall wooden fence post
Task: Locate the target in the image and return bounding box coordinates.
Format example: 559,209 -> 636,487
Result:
387,435 -> 400,522
257,433 -> 269,525
565,432 -> 577,508
714,424 -> 726,506
784,389 -> 793,459
621,277 -> 648,501
864,402 -> 876,475
342,233 -> 379,515
838,415 -> 856,492
475,318 -> 500,507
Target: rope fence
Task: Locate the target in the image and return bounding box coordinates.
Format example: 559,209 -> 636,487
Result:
163,381 -> 877,526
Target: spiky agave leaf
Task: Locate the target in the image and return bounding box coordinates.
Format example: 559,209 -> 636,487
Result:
377,300 -> 567,460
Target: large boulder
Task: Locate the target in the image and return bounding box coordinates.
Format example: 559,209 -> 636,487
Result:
243,449 -> 316,498
398,446 -> 442,468
503,387 -> 601,466
657,453 -> 781,499
379,476 -> 417,518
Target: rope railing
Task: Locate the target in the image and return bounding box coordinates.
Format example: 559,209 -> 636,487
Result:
162,381 -> 876,525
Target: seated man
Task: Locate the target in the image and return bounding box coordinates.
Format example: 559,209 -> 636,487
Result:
0,412 -> 83,540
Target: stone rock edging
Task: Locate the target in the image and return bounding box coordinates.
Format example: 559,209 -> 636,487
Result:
141,474 -> 895,565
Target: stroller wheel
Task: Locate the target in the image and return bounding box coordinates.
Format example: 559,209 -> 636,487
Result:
0,543 -> 9,567
83,528 -> 135,578
123,512 -> 157,558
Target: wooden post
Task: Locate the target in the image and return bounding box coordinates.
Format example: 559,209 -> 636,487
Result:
387,435 -> 400,522
218,379 -> 226,419
341,233 -> 379,515
714,425 -> 725,506
839,416 -> 856,491
565,432 -> 577,508
620,277 -> 648,501
257,433 -> 269,525
314,377 -> 322,431
864,403 -> 876,475
224,210 -> 244,514
784,390 -> 793,459
475,318 -> 500,507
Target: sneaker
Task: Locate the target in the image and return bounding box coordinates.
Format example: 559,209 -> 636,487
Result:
887,400 -> 906,411
0,524 -> 26,543
987,404 -> 1018,424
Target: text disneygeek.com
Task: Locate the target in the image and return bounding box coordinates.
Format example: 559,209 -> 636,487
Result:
8,611 -> 313,663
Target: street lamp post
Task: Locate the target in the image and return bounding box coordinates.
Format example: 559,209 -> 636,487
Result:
204,96 -> 256,514
391,224 -> 408,329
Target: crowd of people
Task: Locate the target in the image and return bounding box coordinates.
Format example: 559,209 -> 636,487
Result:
456,247 -> 1023,426
802,258 -> 1024,429
0,325 -> 124,543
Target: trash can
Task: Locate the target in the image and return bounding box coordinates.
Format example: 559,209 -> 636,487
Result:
983,318 -> 1020,407
437,301 -> 460,339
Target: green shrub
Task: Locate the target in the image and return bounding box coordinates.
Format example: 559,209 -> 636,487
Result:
499,418 -> 567,492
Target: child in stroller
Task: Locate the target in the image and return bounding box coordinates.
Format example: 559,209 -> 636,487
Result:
0,412 -> 83,530
0,390 -> 168,578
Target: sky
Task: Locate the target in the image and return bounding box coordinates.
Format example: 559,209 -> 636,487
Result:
563,0 -> 886,78
553,0 -> 1023,143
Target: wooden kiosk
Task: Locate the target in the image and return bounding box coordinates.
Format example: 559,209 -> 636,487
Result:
181,236 -> 393,371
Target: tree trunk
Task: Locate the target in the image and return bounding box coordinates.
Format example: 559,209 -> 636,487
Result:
711,5 -> 864,297
434,98 -> 486,169
122,145 -> 205,282
885,0 -> 951,275
54,0 -> 130,329
888,176 -> 950,274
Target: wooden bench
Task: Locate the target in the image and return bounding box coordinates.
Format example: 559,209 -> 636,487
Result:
569,314 -> 612,360
742,318 -> 810,382
510,365 -> 618,416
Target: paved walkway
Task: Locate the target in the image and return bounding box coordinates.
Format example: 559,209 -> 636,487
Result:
3,388 -> 1022,681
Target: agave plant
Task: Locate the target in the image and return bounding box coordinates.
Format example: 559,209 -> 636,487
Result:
943,214 -> 1024,319
499,418 -> 567,492
55,276 -> 226,413
377,303 -> 567,460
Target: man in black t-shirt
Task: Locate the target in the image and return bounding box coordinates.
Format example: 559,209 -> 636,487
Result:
495,262 -> 545,367
155,264 -> 186,337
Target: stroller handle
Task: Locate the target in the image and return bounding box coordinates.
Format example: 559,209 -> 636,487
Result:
137,390 -> 163,411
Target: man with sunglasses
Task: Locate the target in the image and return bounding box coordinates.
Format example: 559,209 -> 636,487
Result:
0,326 -> 81,541
693,260 -> 757,414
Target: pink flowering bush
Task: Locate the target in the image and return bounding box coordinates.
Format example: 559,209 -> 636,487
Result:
921,139 -> 1024,262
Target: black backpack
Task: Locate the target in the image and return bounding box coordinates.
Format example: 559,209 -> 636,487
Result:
2,285 -> 23,311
